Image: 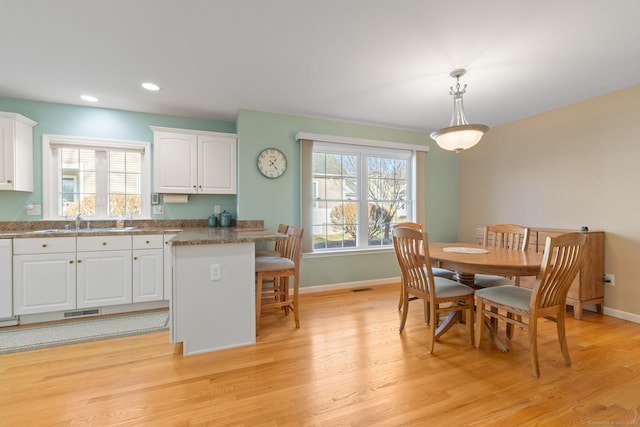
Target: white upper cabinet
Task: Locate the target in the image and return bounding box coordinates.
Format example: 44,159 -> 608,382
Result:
151,127 -> 237,194
0,112 -> 37,192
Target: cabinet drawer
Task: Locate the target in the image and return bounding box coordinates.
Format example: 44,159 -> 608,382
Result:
77,235 -> 132,251
133,234 -> 163,249
13,237 -> 76,254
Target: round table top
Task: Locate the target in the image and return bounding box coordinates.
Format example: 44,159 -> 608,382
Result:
428,242 -> 544,276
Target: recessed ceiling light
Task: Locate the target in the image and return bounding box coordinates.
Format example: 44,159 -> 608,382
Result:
142,82 -> 160,91
80,94 -> 99,102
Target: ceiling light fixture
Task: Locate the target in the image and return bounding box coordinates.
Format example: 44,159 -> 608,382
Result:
142,82 -> 160,91
80,94 -> 99,102
430,68 -> 488,153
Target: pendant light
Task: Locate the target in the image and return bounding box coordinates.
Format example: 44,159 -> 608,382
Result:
430,68 -> 489,153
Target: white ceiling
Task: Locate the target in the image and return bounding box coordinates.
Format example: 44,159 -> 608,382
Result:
2,1 -> 640,132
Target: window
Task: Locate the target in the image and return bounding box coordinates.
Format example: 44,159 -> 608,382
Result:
304,138 -> 418,253
43,135 -> 151,219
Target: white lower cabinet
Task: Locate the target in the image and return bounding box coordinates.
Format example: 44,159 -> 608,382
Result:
133,235 -> 164,303
13,237 -> 77,315
12,234 -> 168,317
76,236 -> 132,308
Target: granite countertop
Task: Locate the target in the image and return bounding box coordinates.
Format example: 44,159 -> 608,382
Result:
0,219 -> 281,243
170,227 -> 287,245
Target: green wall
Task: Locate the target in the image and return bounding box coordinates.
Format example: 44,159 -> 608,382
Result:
236,109 -> 458,287
0,97 -> 236,220
0,98 -> 459,288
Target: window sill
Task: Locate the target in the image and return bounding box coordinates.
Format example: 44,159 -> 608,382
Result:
302,246 -> 394,259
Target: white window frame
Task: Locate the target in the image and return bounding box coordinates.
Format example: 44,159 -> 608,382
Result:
298,132 -> 429,257
42,134 -> 151,220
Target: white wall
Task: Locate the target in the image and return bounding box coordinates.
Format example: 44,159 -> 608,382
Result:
458,84 -> 640,319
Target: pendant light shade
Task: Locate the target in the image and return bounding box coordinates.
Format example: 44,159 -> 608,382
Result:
430,69 -> 488,153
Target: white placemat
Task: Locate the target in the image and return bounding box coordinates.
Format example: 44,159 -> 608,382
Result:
443,247 -> 489,254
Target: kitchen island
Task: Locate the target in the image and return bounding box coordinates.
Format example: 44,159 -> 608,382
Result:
170,225 -> 286,355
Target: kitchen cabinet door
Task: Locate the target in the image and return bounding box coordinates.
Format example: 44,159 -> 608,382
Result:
152,130 -> 198,193
76,249 -> 132,308
0,113 -> 37,192
13,252 -> 76,315
0,240 -> 11,318
198,133 -> 237,194
133,248 -> 163,302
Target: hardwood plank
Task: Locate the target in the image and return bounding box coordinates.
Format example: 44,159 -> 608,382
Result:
1,284 -> 639,425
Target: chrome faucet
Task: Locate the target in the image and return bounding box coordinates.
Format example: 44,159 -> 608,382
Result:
75,214 -> 83,230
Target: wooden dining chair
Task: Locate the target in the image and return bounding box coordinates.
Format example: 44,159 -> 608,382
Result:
392,227 -> 474,353
474,224 -> 530,288
255,226 -> 304,334
255,223 -> 289,257
392,222 -> 455,311
474,232 -> 588,378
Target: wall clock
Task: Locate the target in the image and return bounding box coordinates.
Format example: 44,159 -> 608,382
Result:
257,148 -> 287,178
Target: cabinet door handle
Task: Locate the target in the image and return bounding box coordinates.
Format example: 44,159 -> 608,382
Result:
7,179 -> 12,183
134,256 -> 138,260
77,260 -> 81,263
42,244 -> 47,248
102,242 -> 107,246
69,260 -> 74,264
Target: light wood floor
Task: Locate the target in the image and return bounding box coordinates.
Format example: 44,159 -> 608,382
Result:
1,284 -> 639,426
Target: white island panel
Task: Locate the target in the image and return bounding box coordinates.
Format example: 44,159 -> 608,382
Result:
172,242 -> 255,355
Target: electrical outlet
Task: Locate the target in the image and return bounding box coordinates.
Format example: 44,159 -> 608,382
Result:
603,273 -> 615,286
153,205 -> 164,215
210,264 -> 221,281
214,205 -> 221,214
25,204 -> 41,215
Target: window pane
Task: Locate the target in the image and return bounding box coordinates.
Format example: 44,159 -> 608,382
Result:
59,148 -> 97,216
109,151 -> 142,216
312,151 -> 360,250
368,156 -> 409,236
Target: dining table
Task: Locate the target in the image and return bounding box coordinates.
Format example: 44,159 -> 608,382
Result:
426,242 -> 544,347
428,242 -> 544,287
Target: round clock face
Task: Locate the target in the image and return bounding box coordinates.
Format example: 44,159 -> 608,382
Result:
257,148 -> 287,178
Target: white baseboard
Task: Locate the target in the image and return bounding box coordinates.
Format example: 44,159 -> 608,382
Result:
603,307 -> 640,324
299,277 -> 399,294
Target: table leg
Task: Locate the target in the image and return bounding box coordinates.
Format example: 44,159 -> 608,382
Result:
454,272 -> 476,286
483,318 -> 509,352
435,311 -> 461,338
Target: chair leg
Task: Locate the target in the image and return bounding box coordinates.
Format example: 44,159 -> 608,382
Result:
399,290 -> 410,333
506,312 -> 514,340
557,311 -> 571,367
490,306 -> 499,330
293,275 -> 300,328
422,300 -> 429,325
474,295 -> 484,348
425,301 -> 431,325
465,303 -> 474,345
529,317 -> 540,379
428,303 -> 437,353
398,286 -> 404,311
281,276 -> 290,315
